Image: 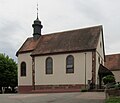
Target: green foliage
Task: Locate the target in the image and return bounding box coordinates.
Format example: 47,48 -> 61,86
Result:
114,83 -> 120,90
103,75 -> 115,85
0,53 -> 17,90
105,97 -> 120,103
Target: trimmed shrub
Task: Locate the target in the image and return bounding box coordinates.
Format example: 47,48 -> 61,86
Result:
103,75 -> 115,85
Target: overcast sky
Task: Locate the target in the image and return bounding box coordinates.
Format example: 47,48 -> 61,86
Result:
0,0 -> 120,61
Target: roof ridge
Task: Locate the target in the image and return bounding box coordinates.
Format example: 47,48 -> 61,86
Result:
43,25 -> 102,36
106,53 -> 120,56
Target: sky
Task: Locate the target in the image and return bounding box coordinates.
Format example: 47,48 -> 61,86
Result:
0,0 -> 120,61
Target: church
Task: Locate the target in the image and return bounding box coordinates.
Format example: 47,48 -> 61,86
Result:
16,15 -> 105,93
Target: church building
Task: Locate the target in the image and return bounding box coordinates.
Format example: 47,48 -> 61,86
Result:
16,16 -> 105,93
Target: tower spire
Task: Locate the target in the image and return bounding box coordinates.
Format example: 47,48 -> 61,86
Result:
32,2 -> 43,39
37,2 -> 39,19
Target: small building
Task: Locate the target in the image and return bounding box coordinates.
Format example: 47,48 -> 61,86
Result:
16,16 -> 105,93
105,54 -> 120,83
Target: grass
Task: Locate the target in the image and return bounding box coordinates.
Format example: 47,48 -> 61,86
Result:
105,97 -> 120,103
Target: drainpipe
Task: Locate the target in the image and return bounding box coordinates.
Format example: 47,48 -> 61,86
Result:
85,53 -> 87,89
32,56 -> 35,90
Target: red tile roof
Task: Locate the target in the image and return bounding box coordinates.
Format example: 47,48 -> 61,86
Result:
105,54 -> 120,71
16,37 -> 39,56
17,25 -> 103,56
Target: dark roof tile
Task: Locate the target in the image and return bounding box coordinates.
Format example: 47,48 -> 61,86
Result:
105,54 -> 120,71
31,25 -> 102,56
16,37 -> 39,56
17,25 -> 102,56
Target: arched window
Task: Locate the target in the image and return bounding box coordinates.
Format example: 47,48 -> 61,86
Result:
20,62 -> 26,76
66,55 -> 74,73
46,57 -> 53,74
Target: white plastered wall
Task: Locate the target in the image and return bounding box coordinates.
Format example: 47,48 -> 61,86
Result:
112,71 -> 120,82
35,52 -> 92,85
96,30 -> 105,84
18,53 -> 32,85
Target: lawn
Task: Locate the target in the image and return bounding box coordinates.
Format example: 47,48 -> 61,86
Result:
105,97 -> 120,103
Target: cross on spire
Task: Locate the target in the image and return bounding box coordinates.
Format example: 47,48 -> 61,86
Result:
37,2 -> 39,19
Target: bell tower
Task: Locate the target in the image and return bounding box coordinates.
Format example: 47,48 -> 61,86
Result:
32,4 -> 43,39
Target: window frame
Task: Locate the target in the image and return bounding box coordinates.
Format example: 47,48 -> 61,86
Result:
20,61 -> 26,77
66,55 -> 74,73
46,57 -> 53,74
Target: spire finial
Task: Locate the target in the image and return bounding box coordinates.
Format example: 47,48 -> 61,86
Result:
37,2 -> 39,19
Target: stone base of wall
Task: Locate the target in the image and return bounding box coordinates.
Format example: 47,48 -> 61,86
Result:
32,84 -> 85,93
18,85 -> 33,93
18,84 -> 85,93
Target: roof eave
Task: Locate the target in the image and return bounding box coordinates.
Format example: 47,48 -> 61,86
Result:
31,49 -> 96,57
16,50 -> 33,57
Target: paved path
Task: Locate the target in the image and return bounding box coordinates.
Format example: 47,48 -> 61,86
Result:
0,92 -> 105,103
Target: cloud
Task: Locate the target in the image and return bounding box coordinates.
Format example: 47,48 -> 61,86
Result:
0,18 -> 26,60
0,0 -> 120,60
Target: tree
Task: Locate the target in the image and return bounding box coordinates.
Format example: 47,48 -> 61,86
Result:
0,53 -> 17,93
